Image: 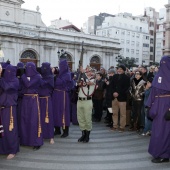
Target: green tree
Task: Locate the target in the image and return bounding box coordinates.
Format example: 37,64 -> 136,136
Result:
117,57 -> 137,68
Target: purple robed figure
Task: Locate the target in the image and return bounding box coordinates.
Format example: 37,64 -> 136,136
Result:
0,65 -> 19,159
146,56 -> 170,163
52,60 -> 71,138
20,62 -> 43,150
39,62 -> 54,143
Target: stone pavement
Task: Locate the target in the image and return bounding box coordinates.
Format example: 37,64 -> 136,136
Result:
0,121 -> 169,170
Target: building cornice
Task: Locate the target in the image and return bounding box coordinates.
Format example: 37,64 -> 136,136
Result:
0,23 -> 120,50
0,0 -> 25,5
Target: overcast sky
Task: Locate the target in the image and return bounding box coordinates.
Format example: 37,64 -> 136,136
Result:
22,0 -> 168,28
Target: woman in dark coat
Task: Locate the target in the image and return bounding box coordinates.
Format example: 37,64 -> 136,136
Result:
0,65 -> 19,159
130,71 -> 146,131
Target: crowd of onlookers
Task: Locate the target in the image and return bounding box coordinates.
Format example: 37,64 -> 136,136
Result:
91,64 -> 159,136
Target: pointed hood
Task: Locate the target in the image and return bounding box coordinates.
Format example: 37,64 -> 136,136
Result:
25,62 -> 38,77
41,62 -> 52,77
59,59 -> 69,76
3,65 -> 17,82
152,56 -> 170,91
17,62 -> 24,68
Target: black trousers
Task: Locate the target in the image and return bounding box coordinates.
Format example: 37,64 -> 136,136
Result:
93,99 -> 103,121
131,100 -> 143,129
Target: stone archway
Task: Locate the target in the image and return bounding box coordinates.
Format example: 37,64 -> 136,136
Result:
90,55 -> 101,71
60,52 -> 73,71
20,50 -> 38,66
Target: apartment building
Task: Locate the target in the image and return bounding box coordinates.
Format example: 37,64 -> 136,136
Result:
96,12 -> 150,65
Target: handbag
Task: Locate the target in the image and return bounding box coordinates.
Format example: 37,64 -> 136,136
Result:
164,109 -> 170,121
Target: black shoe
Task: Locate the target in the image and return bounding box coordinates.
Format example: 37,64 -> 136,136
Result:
61,133 -> 68,138
93,119 -> 100,122
54,131 -> 61,135
61,126 -> 69,138
104,120 -> 110,123
33,146 -> 41,151
54,126 -> 61,135
106,123 -> 113,127
83,131 -> 90,143
78,130 -> 86,142
128,127 -> 134,131
152,158 -> 169,163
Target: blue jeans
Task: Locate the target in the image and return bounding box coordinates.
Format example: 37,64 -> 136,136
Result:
143,108 -> 152,133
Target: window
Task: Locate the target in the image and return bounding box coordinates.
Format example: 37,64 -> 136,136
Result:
136,42 -> 140,47
131,41 -> 135,46
126,48 -> 130,52
136,50 -> 139,54
102,30 -> 106,36
121,39 -> 124,44
127,31 -> 130,35
132,33 -> 135,37
150,47 -> 154,52
143,43 -> 149,47
131,49 -> 134,54
157,43 -> 161,48
121,31 -> 125,35
136,58 -> 139,62
126,40 -> 130,44
136,34 -> 140,38
116,30 -> 119,34
140,27 -> 142,32
107,29 -> 112,36
150,38 -> 154,44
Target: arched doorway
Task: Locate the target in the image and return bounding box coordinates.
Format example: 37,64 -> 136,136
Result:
90,56 -> 101,71
60,52 -> 73,71
20,50 -> 38,66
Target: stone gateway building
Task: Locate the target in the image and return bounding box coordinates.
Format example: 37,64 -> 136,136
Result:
0,0 -> 121,70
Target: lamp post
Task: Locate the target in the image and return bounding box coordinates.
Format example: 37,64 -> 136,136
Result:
0,43 -> 4,62
115,55 -> 123,65
57,49 -> 67,61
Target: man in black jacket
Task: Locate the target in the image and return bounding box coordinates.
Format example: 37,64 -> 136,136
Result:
111,65 -> 130,132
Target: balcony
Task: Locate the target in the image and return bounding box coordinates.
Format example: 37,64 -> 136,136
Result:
149,27 -> 154,31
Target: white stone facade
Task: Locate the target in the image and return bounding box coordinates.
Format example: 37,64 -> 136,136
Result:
0,0 -> 121,70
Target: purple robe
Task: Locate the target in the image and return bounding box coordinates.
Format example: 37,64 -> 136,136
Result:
20,62 -> 43,146
70,77 -> 78,124
146,56 -> 170,159
52,60 -> 71,127
39,62 -> 54,139
0,65 -> 19,154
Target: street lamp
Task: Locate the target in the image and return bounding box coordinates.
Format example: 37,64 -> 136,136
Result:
115,55 -> 123,64
57,49 -> 67,60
